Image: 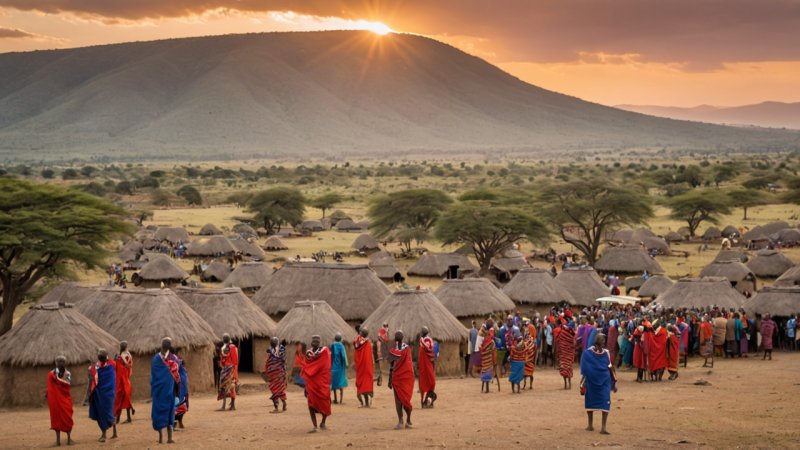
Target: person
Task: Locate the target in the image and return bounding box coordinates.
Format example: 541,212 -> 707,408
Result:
632,322 -> 647,382
217,333 -> 239,411
666,324 -> 681,380
301,335 -> 331,433
265,337 -> 288,413
468,320 -> 479,377
787,315 -> 797,351
606,319 -> 619,368
418,326 -> 437,408
522,323 -> 536,390
292,342 -> 306,386
648,322 -> 668,381
508,335 -> 526,393
174,350 -> 189,431
377,322 -> 390,381
88,349 -> 117,443
114,341 -> 134,424
555,318 -> 576,389
580,334 -> 617,435
151,338 -> 180,444
495,321 -> 507,376
388,330 -> 414,430
542,319 -> 554,367
47,356 -> 74,446
712,312 -> 727,357
354,327 -> 374,408
725,312 -> 737,358
760,314 -> 777,360
699,315 -> 714,368
330,333 -> 348,404
479,324 -> 496,393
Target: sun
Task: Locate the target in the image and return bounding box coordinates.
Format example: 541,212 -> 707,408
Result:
356,20 -> 394,36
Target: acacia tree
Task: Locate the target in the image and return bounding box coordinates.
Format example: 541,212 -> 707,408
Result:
667,190 -> 732,238
247,187 -> 306,235
0,179 -> 134,335
727,188 -> 770,220
538,179 -> 653,265
176,185 -> 202,205
368,189 -> 452,252
309,192 -> 343,218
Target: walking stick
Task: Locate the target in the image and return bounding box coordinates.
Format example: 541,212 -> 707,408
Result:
494,362 -> 501,391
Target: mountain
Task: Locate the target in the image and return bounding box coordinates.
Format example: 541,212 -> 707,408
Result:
616,102 -> 800,130
0,31 -> 796,160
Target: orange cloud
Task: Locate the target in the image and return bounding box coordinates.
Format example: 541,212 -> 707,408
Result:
0,25 -> 34,38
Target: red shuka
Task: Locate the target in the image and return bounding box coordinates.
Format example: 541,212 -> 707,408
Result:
390,344 -> 414,410
301,346 -> 331,416
633,328 -> 647,369
47,370 -> 73,433
417,336 -> 436,395
353,335 -> 374,395
114,352 -> 133,415
648,327 -> 668,371
667,331 -> 680,372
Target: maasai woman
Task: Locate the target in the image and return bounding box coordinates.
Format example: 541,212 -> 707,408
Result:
330,333 -> 348,404
555,320 -> 576,390
508,336 -> 526,393
479,326 -> 496,393
265,337 -> 287,413
48,356 -> 73,447
580,333 -> 617,435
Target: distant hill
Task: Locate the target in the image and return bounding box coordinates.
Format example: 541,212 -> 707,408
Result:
0,31 -> 797,160
616,102 -> 800,130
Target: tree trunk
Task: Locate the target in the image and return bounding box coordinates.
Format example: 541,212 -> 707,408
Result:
743,207 -> 749,220
0,288 -> 20,336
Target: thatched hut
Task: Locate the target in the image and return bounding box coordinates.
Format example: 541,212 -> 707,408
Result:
434,278 -> 516,325
252,263 -> 391,322
608,228 -> 655,243
700,261 -> 757,294
775,265 -> 800,287
199,223 -> 223,236
232,223 -> 258,240
134,254 -> 189,288
223,262 -> 273,294
351,233 -> 382,253
0,303 -> 119,406
334,219 -> 358,232
702,227 -> 722,240
185,236 -> 236,257
264,236 -> 288,251
36,282 -> 97,305
595,246 -> 664,276
502,268 -> 576,314
713,249 -> 750,263
742,226 -> 772,249
746,249 -> 794,278
721,225 -> 740,238
154,227 -> 190,245
744,287 -> 800,317
771,228 -> 800,244
201,261 -> 231,282
760,221 -> 791,236
636,275 -> 674,299
677,227 -> 692,239
664,231 -> 684,243
75,288 -> 217,398
369,252 -> 403,282
229,236 -> 265,260
555,268 -> 609,307
490,248 -> 529,280
656,277 -> 746,310
407,253 -> 478,278
301,220 -> 325,233
329,210 -> 351,226
175,287 -> 277,373
362,289 -> 468,376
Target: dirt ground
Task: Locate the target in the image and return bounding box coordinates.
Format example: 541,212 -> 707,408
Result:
1,353 -> 798,449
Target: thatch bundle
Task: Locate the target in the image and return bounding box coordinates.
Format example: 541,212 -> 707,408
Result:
555,268 -> 609,307
656,277 -> 746,309
223,262 -> 273,293
264,236 -> 288,251
713,249 -> 750,263
232,223 -> 258,239
136,255 -> 189,286
774,265 -> 800,287
744,286 -> 800,317
186,235 -> 236,256
252,263 -> 391,321
746,249 -> 794,278
700,260 -> 757,294
201,261 -> 231,282
154,227 -> 190,244
199,223 -> 223,235
407,253 -> 478,277
351,233 -> 382,252
701,227 -> 722,240
636,275 -> 674,299
0,302 -> 119,406
771,228 -> 800,244
434,278 -> 515,321
229,236 -> 265,259
502,268 -> 575,308
595,246 -> 664,275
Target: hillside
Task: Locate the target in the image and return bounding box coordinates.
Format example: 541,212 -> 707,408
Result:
0,31 -> 797,160
616,102 -> 800,130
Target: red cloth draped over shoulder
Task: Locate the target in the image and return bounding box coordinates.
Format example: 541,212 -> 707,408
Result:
648,327 -> 668,371
47,370 -> 73,433
354,335 -> 374,395
667,331 -> 680,371
633,329 -> 646,369
390,344 -> 414,411
418,336 -> 436,394
114,352 -> 133,415
301,347 -> 331,416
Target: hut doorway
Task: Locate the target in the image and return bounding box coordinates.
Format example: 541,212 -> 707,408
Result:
236,336 -> 254,373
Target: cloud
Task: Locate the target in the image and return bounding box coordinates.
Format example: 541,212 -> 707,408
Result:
1,0 -> 799,67
0,26 -> 34,38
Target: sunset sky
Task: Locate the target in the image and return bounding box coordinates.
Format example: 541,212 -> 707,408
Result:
1,0 -> 798,107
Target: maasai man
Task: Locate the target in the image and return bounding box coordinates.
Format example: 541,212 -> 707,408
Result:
555,319 -> 576,389
606,319 -> 619,367
265,337 -> 288,413
418,326 -> 437,408
675,315 -> 690,367
508,335 -> 526,393
760,314 -> 777,360
217,333 -> 239,411
354,327 -> 374,408
174,350 -> 189,430
648,321 -> 668,381
88,349 -> 117,442
301,335 -> 331,433
712,312 -> 728,357
329,333 -> 348,404
377,322 -> 390,381
479,324 -> 496,393
522,323 -> 536,390
151,338 -> 180,444
632,323 -> 647,382
699,315 -> 714,367
292,343 -> 306,386
47,356 -> 73,446
388,330 -> 414,430
114,341 -> 134,424
469,320 -> 480,377
666,324 -> 681,380
580,334 -> 617,435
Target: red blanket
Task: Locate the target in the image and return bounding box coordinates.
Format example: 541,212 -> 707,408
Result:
556,325 -> 575,378
648,327 -> 668,371
418,337 -> 436,394
47,370 -> 73,433
390,344 -> 414,410
114,352 -> 133,415
354,336 -> 374,395
667,331 -> 680,372
301,347 -> 331,416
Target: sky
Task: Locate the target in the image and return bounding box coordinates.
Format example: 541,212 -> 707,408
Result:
0,0 -> 798,107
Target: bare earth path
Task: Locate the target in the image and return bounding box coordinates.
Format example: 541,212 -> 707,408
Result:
1,354 -> 798,449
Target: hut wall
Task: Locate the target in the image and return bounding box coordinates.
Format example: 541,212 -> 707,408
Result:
252,337 -> 269,374
128,345 -> 214,400
434,342 -> 463,377
0,364 -> 94,407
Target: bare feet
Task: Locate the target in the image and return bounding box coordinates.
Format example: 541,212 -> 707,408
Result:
405,422 -> 413,428
167,439 -> 176,444
319,424 -> 327,431
308,428 -> 318,434
98,437 -> 106,443
586,427 -> 594,432
600,430 -> 610,435
394,423 -> 403,430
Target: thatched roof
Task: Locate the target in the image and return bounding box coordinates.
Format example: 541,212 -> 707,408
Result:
0,303 -> 119,367
700,260 -> 756,284
664,231 -> 684,243
229,236 -> 265,259
608,228 -> 655,243
232,223 -> 258,239
369,251 -> 395,263
252,263 -> 391,321
490,255 -> 529,273
656,277 -> 746,309
434,278 -> 515,318
186,236 -> 236,256
775,265 -> 800,287
713,249 -> 750,263
75,288 -> 217,354
636,275 -> 674,298
351,233 -> 381,251
641,236 -> 671,255
275,301 -> 356,347
702,227 -> 722,240
677,227 -> 691,238
175,287 -> 277,340
154,227 -> 190,244
742,226 -> 771,242
201,261 -> 231,282
138,255 -> 189,281
368,251 -> 401,280
595,246 -> 664,274
721,225 -> 739,237
301,220 -> 324,232
771,228 -> 800,244
119,240 -> 144,262
744,287 -> 800,317
199,223 -> 223,236
36,282 -> 96,305
362,289 -> 468,342
407,253 -> 478,277
223,262 -> 273,290
502,268 -> 576,306
335,219 -> 357,231
555,268 -> 609,306
746,249 -> 794,278
263,236 -> 288,251
760,221 -> 791,237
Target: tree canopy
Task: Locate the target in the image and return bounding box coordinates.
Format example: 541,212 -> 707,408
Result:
368,189 -> 452,252
309,192 -> 343,218
667,190 -> 732,238
727,188 -> 770,220
247,187 -> 306,235
176,185 -> 202,205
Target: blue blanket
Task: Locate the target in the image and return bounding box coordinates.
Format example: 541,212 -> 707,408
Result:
150,353 -> 177,430
89,363 -> 116,431
330,342 -> 349,390
508,360 -> 525,384
580,348 -> 612,412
